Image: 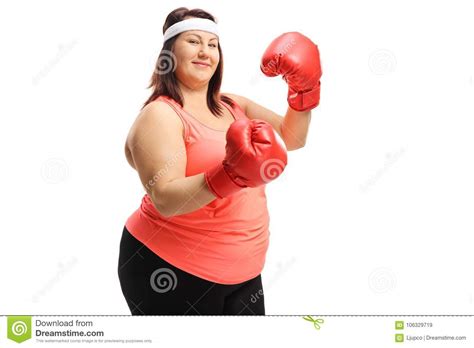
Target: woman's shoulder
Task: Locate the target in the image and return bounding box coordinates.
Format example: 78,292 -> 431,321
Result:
220,92 -> 248,114
129,98 -> 184,140
143,95 -> 178,112
140,97 -> 182,121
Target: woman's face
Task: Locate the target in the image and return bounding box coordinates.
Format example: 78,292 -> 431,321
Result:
172,29 -> 220,89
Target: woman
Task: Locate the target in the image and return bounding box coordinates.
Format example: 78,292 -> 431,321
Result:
118,7 -> 321,315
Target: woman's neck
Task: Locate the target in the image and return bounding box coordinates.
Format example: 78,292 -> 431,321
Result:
179,81 -> 210,108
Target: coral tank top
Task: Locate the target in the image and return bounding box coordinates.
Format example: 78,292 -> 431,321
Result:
125,95 -> 270,284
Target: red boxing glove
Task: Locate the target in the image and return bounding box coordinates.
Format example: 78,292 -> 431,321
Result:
260,32 -> 322,111
205,118 -> 287,199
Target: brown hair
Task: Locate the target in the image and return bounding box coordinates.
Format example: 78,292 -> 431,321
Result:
142,7 -> 234,116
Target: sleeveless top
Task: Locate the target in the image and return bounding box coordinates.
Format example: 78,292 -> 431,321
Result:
125,95 -> 270,285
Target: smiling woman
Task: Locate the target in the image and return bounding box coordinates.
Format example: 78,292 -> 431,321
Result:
118,7 -> 296,316
173,29 -> 220,90
142,8 -> 233,115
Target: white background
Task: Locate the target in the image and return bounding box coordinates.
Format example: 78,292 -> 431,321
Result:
0,0 -> 473,315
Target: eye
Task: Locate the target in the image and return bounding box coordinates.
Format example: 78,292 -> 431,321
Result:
188,40 -> 199,44
209,43 -> 217,48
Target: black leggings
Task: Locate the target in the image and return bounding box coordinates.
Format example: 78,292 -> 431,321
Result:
118,226 -> 265,315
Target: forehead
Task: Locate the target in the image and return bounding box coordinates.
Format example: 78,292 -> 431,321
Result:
184,31 -> 218,40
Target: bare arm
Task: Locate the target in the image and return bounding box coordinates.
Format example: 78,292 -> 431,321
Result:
281,107 -> 311,150
127,102 -> 216,217
223,93 -> 311,150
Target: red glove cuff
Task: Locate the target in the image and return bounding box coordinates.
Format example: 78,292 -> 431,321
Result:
287,81 -> 321,111
204,163 -> 244,199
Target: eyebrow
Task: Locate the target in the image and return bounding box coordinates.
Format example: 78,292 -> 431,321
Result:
186,33 -> 218,41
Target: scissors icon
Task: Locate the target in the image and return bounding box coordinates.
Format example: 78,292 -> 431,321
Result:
302,315 -> 324,330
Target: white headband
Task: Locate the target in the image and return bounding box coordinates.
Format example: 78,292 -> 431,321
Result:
163,18 -> 219,42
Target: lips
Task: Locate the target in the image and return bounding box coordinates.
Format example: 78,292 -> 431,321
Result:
192,61 -> 211,67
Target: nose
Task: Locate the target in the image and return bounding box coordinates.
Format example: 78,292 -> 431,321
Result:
198,44 -> 211,57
